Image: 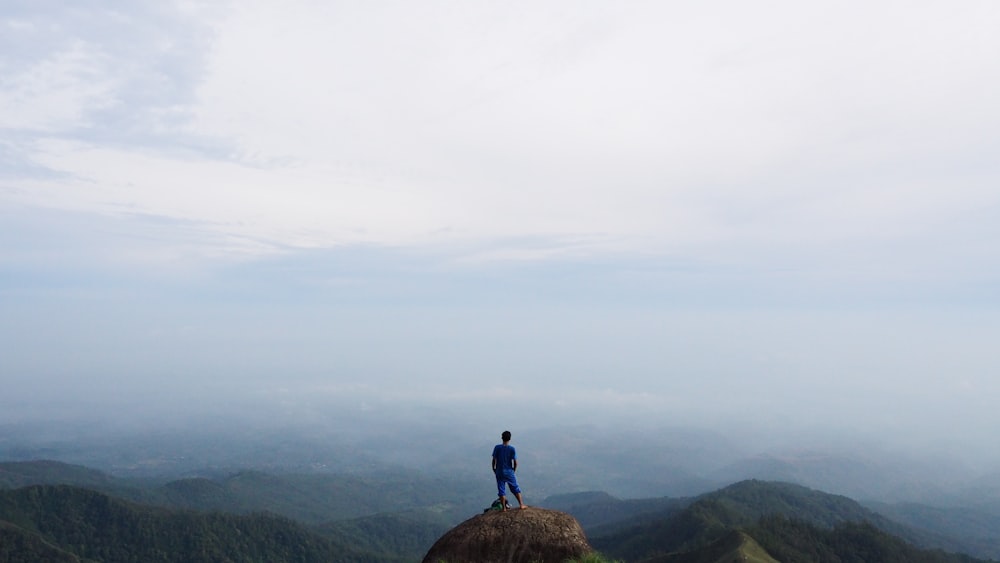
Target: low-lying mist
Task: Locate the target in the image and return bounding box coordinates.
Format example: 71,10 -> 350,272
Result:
3,386 -> 997,508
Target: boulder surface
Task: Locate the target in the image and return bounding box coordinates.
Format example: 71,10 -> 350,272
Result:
422,507 -> 593,563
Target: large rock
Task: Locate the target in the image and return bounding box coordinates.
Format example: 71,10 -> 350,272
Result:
422,507 -> 593,563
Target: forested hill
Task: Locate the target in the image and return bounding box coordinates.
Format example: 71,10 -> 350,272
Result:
0,460 -> 117,490
0,460 -> 478,561
0,484 -> 389,563
3,462 -> 1000,562
587,480 -> 990,563
0,460 -> 482,525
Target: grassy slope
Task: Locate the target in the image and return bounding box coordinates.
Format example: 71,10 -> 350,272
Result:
646,530 -> 779,563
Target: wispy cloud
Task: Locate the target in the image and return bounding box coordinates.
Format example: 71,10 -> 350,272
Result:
0,42 -> 117,131
4,2 -> 999,269
3,1 -> 998,295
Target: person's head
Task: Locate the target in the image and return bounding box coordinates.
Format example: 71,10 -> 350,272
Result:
501,430 -> 512,442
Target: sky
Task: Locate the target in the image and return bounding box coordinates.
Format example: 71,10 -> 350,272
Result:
2,2 -> 999,459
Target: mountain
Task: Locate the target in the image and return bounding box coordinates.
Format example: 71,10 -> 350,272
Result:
866,500 -> 1000,560
645,529 -> 778,563
0,519 -> 82,563
746,516 -> 984,563
157,469 -> 486,526
0,460 -> 122,490
0,484 -> 386,563
0,460 -> 483,525
0,460 -> 486,561
709,450 -> 971,504
589,480 -> 989,563
318,510 -> 453,561
586,479 -> 892,552
6,460 -> 1000,562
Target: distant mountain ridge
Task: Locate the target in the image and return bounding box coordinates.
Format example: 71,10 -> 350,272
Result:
4,460 -> 1000,562
0,460 -> 119,490
0,460 -> 482,524
0,460 -> 476,561
710,450 -> 971,503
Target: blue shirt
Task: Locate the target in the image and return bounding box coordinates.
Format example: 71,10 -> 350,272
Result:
493,444 -> 516,474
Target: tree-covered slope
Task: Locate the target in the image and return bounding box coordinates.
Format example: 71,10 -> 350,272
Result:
696,479 -> 891,527
0,460 -> 483,526
176,469 -> 480,523
0,461 -> 485,561
317,509 -> 453,561
0,485 -> 384,563
644,529 -> 778,563
591,480 -> 989,563
748,516 -> 984,563
0,460 -> 123,491
866,500 -> 1000,560
0,519 -> 83,563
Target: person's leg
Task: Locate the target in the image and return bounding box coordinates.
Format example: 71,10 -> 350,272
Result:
497,476 -> 507,510
514,491 -> 525,508
509,476 -> 526,509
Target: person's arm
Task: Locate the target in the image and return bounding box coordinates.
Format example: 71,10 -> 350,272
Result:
512,458 -> 517,472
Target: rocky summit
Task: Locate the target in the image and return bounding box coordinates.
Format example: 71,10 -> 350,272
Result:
422,507 -> 593,563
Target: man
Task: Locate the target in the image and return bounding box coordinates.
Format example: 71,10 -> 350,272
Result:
492,430 -> 526,510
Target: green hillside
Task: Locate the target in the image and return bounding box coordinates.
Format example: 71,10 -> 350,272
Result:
5,462 -> 1000,562
191,470 -> 481,523
645,529 -> 778,563
0,461 -> 110,488
748,516 -> 984,563
866,500 -> 1000,560
590,480 -> 990,563
1,460 -> 483,525
0,460 -> 484,561
0,520 -> 83,563
695,479 -> 890,526
317,510 -> 451,561
0,484 -> 384,563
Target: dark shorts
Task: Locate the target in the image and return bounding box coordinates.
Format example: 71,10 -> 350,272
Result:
496,471 -> 521,497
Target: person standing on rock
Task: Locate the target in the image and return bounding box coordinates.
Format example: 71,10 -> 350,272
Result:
492,430 -> 526,510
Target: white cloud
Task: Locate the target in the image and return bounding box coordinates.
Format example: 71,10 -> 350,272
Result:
2,1 -> 999,272
0,42 -> 118,131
